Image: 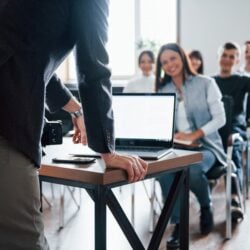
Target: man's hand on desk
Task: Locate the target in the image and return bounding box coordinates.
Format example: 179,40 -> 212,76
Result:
101,153 -> 148,183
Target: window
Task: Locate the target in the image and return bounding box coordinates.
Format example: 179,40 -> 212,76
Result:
141,0 -> 177,44
57,0 -> 177,82
107,0 -> 135,77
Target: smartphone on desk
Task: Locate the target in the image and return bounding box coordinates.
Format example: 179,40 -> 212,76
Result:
52,156 -> 96,164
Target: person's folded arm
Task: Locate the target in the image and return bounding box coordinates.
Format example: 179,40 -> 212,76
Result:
200,78 -> 226,136
175,79 -> 226,142
46,74 -> 87,145
46,74 -> 73,113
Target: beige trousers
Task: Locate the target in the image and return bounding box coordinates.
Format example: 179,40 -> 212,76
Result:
0,136 -> 49,250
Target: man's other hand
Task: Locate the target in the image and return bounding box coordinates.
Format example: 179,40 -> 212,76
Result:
72,116 -> 87,145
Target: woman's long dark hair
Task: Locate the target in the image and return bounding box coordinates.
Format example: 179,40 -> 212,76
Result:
138,50 -> 155,65
189,50 -> 204,74
155,43 -> 196,92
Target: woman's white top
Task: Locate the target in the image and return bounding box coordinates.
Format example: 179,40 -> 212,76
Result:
176,101 -> 191,132
123,74 -> 155,93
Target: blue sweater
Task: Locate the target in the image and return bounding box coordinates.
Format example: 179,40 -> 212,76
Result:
159,74 -> 227,165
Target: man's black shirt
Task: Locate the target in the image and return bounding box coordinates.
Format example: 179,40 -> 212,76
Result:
213,74 -> 250,130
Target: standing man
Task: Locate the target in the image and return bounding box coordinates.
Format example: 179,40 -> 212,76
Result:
0,1 -> 147,249
213,42 -> 250,221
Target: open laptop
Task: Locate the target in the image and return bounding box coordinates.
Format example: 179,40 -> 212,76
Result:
113,93 -> 176,160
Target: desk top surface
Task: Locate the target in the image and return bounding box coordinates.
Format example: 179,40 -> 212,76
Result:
40,137 -> 202,185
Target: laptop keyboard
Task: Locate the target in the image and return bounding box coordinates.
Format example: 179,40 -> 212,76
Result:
116,146 -> 165,153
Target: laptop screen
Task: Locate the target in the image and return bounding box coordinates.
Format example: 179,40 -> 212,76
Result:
112,93 -> 176,147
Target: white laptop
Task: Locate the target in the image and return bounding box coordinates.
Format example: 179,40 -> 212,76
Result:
113,93 -> 176,160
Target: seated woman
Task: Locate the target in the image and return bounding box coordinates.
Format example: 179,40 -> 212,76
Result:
155,43 -> 227,249
123,50 -> 155,93
188,49 -> 204,74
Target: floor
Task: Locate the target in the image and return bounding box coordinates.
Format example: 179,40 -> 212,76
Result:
42,179 -> 250,250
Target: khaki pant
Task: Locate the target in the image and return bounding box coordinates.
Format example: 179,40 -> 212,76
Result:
0,136 -> 49,250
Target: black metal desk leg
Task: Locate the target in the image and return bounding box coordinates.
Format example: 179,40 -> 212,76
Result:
148,171 -> 185,250
106,189 -> 145,250
94,186 -> 107,250
179,168 -> 190,250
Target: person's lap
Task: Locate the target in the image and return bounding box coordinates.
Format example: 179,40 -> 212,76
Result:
157,149 -> 216,223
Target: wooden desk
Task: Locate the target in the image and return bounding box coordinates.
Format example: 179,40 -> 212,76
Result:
40,139 -> 202,250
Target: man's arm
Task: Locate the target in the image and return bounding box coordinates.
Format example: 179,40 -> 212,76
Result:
71,0 -> 148,182
46,74 -> 73,113
46,74 -> 87,145
71,0 -> 113,153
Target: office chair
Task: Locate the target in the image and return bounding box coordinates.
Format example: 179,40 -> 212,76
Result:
203,96 -> 244,239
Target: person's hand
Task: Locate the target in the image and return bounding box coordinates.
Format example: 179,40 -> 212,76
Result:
101,152 -> 148,183
71,116 -> 87,145
174,129 -> 204,142
62,97 -> 87,145
174,132 -> 196,142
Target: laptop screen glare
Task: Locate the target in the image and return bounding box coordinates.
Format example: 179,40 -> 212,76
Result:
112,95 -> 175,141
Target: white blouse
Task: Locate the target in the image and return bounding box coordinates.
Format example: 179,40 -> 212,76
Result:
123,74 -> 155,93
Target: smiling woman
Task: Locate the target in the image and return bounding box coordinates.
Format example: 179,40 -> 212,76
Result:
155,43 -> 227,248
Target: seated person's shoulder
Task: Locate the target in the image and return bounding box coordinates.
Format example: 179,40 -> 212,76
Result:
192,74 -> 216,86
231,74 -> 250,86
123,77 -> 141,92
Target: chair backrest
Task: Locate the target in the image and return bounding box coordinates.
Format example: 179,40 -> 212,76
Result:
218,95 -> 234,151
206,95 -> 234,180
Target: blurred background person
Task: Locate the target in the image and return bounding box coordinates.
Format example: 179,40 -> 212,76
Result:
241,41 -> 250,123
240,41 -> 250,76
189,50 -> 204,74
213,42 -> 249,220
123,50 -> 155,93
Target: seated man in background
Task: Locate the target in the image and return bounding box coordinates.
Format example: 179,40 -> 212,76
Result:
213,42 -> 250,220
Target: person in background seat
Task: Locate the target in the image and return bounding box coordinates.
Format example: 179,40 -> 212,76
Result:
213,42 -> 250,220
123,50 -> 155,93
189,50 -> 204,74
155,43 -> 227,249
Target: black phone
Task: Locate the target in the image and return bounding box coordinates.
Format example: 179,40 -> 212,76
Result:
52,156 -> 96,164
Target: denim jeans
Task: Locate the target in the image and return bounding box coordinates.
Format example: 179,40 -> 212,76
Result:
157,149 -> 216,224
232,138 -> 245,193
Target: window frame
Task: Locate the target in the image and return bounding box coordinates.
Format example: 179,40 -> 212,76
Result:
57,0 -> 179,83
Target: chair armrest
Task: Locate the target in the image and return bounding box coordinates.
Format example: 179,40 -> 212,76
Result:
227,133 -> 243,147
206,164 -> 227,180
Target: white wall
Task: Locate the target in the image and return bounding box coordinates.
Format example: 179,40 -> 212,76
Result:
179,0 -> 250,75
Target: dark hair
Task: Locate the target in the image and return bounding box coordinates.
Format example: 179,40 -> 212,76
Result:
155,43 -> 196,91
245,41 -> 250,45
223,42 -> 239,51
218,42 -> 241,57
138,50 -> 155,65
189,50 -> 204,74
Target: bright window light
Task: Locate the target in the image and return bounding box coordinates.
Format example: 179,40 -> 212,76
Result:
107,0 -> 135,77
141,0 -> 177,44
57,0 -> 177,82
